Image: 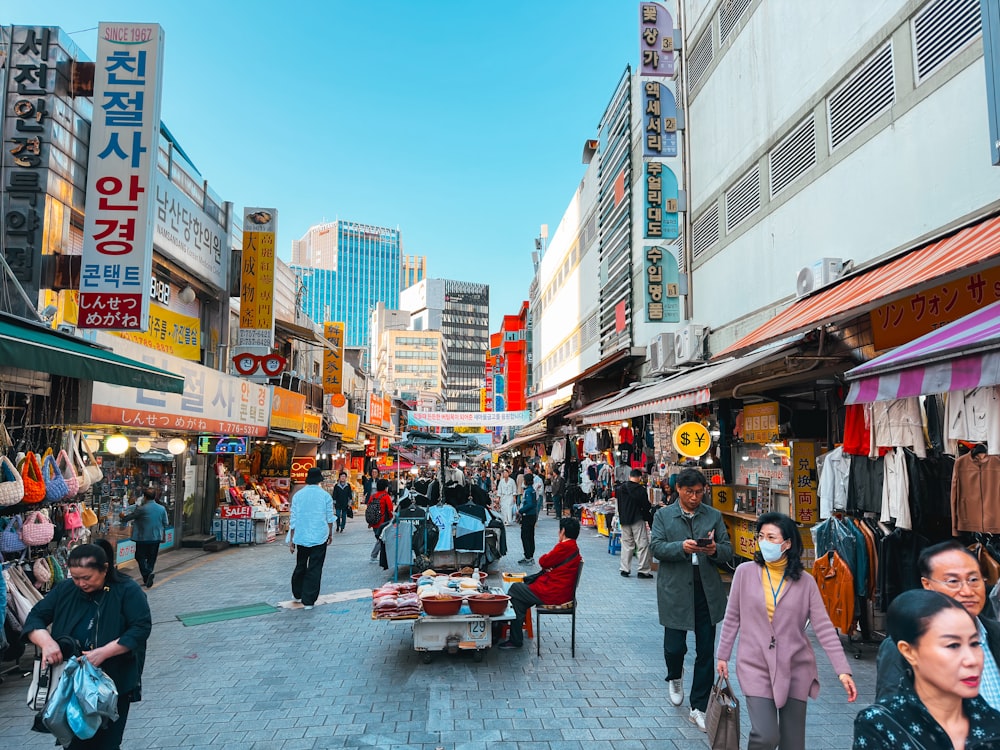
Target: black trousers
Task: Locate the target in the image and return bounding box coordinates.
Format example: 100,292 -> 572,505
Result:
291,543 -> 327,606
506,582 -> 543,646
520,514 -> 537,559
133,541 -> 160,583
663,566 -> 716,712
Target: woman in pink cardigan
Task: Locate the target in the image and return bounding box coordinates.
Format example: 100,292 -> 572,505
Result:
716,512 -> 858,749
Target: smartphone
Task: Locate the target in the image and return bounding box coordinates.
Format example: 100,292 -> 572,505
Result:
695,537 -> 713,547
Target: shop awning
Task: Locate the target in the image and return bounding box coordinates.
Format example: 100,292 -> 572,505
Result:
494,422 -> 548,453
572,339 -> 801,424
0,312 -> 184,393
275,318 -> 334,351
270,429 -> 324,444
717,214 -> 1000,359
361,423 -> 396,439
845,300 -> 1000,403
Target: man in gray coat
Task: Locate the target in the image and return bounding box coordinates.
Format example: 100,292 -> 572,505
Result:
121,487 -> 170,588
650,468 -> 733,732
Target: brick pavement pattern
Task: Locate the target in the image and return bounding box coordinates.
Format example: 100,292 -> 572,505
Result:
0,513 -> 875,749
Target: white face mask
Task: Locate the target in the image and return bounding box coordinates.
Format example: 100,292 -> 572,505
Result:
758,539 -> 786,563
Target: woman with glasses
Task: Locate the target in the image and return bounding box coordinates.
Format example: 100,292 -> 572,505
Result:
716,512 -> 857,749
854,589 -> 1000,749
875,540 -> 1000,710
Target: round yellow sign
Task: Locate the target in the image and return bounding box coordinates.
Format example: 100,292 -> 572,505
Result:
672,421 -> 712,458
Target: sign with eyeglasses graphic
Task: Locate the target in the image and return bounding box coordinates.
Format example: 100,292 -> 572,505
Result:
232,352 -> 286,377
672,421 -> 711,458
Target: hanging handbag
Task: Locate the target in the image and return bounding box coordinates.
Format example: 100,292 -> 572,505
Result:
55,449 -> 79,498
81,437 -> 103,486
969,542 -> 1000,588
32,556 -> 52,591
67,431 -> 91,496
41,453 -> 69,503
0,515 -> 26,553
63,503 -> 83,530
27,651 -> 67,711
21,510 -> 55,547
705,676 -> 740,750
20,451 -> 46,505
81,505 -> 98,527
0,454 -> 25,506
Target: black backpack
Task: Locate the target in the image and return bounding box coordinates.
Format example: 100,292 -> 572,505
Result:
365,494 -> 383,526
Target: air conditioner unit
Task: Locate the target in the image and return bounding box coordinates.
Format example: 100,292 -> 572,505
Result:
674,324 -> 708,365
795,257 -> 844,298
647,332 -> 676,375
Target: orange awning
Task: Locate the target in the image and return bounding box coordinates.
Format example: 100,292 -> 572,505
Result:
716,214 -> 1000,359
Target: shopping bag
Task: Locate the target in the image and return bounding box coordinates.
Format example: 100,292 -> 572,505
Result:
706,676 -> 740,750
67,657 -> 119,740
41,656 -> 80,746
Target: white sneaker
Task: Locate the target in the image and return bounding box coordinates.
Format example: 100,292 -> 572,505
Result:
302,605 -> 314,610
667,672 -> 684,706
689,708 -> 706,732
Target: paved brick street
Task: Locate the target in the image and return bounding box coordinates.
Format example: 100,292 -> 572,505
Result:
1,514 -> 876,749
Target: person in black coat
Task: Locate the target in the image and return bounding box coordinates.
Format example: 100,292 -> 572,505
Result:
331,471 -> 353,533
24,539 -> 152,750
615,468 -> 654,578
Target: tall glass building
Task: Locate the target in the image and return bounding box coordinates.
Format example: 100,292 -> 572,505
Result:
291,221 -> 401,348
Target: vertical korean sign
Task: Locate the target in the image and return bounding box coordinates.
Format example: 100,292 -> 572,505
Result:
323,321 -> 345,395
78,23 -> 164,331
639,2 -> 674,77
238,208 -> 277,348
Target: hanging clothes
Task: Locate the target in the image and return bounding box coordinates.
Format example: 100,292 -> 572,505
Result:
925,394 -> 946,454
427,504 -> 457,552
881,448 -> 912,530
812,516 -> 866,598
812,550 -> 855,633
817,446 -> 851,519
903,449 -> 954,542
550,438 -> 565,464
951,450 -> 1000,535
878,528 -> 930,612
583,429 -> 599,454
842,404 -> 871,456
619,424 -> 634,445
847,456 -> 884,514
945,387 -> 1000,455
871,398 -> 927,458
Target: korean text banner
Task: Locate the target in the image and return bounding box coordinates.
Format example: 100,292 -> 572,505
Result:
639,2 -> 674,77
115,302 -> 201,360
270,386 -> 306,431
153,173 -> 227,291
238,207 -> 277,348
323,321 -> 345,395
407,411 -> 531,428
79,23 -> 165,331
90,334 -> 271,436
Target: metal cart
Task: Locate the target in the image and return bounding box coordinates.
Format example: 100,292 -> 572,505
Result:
410,589 -> 514,663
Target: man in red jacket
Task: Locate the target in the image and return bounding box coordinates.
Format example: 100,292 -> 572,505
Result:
498,517 -> 582,650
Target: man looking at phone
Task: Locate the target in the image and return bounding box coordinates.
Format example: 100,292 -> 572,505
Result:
650,468 -> 733,732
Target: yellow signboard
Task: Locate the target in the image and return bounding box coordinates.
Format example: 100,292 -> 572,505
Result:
116,303 -> 201,360
743,402 -> 780,444
343,413 -> 360,442
323,321 -> 345,395
238,208 -> 277,348
722,509 -> 816,570
870,264 -> 1000,350
270,386 -> 305,431
302,411 -> 322,438
790,440 -> 819,525
672,421 -> 711,458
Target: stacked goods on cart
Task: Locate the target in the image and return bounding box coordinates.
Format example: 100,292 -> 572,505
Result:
248,481 -> 289,511
371,581 -> 420,620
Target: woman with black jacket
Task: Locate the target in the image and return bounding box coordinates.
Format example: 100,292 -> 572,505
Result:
24,539 -> 152,750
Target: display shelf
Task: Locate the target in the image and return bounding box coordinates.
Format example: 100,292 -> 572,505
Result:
719,509 -> 760,522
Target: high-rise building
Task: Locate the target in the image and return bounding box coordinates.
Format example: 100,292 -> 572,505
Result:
291,220 -> 401,349
401,278 -> 489,412
401,255 -> 427,290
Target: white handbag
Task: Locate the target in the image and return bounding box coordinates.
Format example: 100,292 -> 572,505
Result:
0,454 -> 24,506
67,431 -> 91,495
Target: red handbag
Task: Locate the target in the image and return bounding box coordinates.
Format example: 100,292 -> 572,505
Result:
20,452 -> 46,505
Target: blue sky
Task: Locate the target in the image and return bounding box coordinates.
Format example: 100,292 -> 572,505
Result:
7,1 -> 637,328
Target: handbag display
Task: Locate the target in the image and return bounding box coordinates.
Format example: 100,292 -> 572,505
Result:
706,676 -> 740,750
20,451 -> 46,505
55,449 -> 80,498
21,510 -> 55,547
0,514 -> 26,553
41,453 -> 69,503
63,503 -> 83,530
80,505 -> 98,527
81,437 -> 103,486
67,431 -> 91,496
0,454 -> 25,506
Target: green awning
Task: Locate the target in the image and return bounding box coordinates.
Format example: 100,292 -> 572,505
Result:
0,313 -> 185,394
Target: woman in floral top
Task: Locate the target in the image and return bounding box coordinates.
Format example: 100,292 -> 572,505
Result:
853,589 -> 1000,749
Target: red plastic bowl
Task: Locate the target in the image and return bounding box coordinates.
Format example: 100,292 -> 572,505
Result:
467,593 -> 511,617
421,596 -> 463,616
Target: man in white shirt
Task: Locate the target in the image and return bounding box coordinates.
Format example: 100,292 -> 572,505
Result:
288,467 -> 334,609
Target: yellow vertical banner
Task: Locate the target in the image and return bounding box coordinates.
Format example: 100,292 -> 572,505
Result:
238,208 -> 277,348
323,321 -> 345,395
790,440 -> 818,525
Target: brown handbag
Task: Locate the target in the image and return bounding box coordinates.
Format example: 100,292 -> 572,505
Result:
969,542 -> 1000,587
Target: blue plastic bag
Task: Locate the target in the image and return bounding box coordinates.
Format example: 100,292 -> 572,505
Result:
68,656 -> 119,739
41,656 -> 79,746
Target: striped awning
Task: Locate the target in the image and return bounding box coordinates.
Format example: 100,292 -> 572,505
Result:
717,214 -> 1000,359
845,300 -> 1000,403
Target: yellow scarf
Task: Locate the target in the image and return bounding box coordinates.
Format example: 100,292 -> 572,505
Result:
762,557 -> 789,622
